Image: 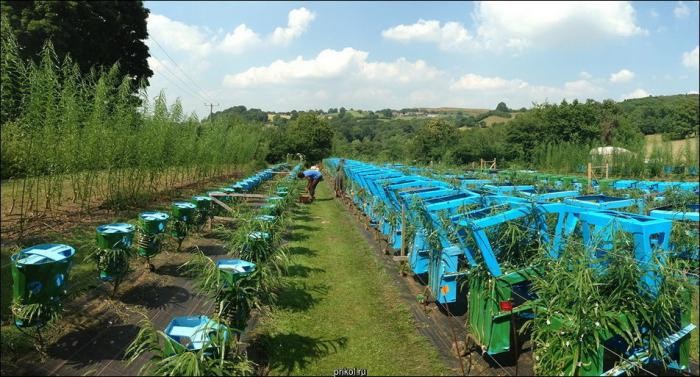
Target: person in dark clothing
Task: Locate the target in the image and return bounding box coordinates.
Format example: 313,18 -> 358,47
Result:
296,169 -> 323,201
334,159 -> 346,198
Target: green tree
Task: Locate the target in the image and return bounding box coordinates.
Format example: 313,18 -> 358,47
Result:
412,118 -> 458,163
0,14 -> 27,125
379,108 -> 393,118
286,113 -> 334,163
496,101 -> 509,112
1,1 -> 152,89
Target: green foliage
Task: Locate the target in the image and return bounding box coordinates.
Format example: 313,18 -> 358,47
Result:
0,1 -> 152,90
496,102 -> 510,112
325,96 -> 698,175
183,251 -> 268,330
210,105 -> 268,123
125,316 -> 254,376
88,246 -> 134,296
11,300 -> 62,328
270,113 -> 334,164
452,123 -> 515,164
618,94 -> 699,139
528,235 -> 691,375
412,118 -> 459,163
507,99 -> 642,163
1,38 -> 266,218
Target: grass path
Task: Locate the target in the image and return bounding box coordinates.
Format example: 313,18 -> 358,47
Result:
252,182 -> 452,376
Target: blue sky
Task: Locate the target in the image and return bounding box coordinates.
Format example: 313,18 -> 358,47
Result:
144,1 -> 699,116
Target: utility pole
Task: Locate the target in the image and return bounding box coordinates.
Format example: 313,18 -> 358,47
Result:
204,103 -> 219,122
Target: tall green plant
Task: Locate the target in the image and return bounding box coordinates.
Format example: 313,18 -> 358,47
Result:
125,316 -> 254,376
2,36 -> 267,226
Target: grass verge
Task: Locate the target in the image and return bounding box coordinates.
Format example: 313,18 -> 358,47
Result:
250,182 -> 452,375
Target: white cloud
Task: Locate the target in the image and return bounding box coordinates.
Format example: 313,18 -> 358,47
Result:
449,74 -> 527,91
147,14 -> 213,57
381,19 -> 471,50
579,71 -> 593,79
526,79 -> 605,102
382,1 -> 646,52
448,73 -> 604,104
218,24 -> 262,54
216,56 -> 616,111
563,79 -> 601,93
650,9 -> 659,18
674,1 -> 690,18
147,56 -> 164,74
223,47 -> 443,88
682,45 -> 699,69
622,88 -> 650,100
148,8 -> 316,57
270,7 -> 316,45
610,69 -> 635,83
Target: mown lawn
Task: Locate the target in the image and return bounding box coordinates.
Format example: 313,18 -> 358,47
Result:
252,182 -> 452,376
692,287 -> 698,363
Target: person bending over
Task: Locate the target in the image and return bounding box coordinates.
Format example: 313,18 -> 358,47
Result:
297,169 -> 323,201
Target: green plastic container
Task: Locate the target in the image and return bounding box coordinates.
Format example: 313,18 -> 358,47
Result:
11,244 -> 76,305
172,202 -> 196,224
171,201 -> 196,240
192,196 -> 213,225
469,267 -> 539,355
138,211 -> 169,234
96,223 -> 135,250
137,212 -> 169,258
96,223 -> 135,281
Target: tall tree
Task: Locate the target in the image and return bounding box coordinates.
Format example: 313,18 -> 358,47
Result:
412,118 -> 458,163
286,113 -> 334,163
1,1 -> 152,88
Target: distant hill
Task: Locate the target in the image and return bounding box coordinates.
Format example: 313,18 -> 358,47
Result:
482,112 -> 521,126
418,107 -> 491,117
617,94 -> 698,138
216,94 -> 698,139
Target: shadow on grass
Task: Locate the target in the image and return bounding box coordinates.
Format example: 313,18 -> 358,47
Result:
290,224 -> 320,232
287,246 -> 317,257
275,283 -> 329,312
288,232 -> 310,242
119,283 -> 190,309
248,333 -> 348,375
292,215 -> 314,222
286,264 -> 325,278
47,323 -> 140,367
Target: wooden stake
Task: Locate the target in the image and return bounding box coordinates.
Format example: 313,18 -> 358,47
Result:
209,195 -> 234,212
587,162 -> 592,190
400,204 -> 406,257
